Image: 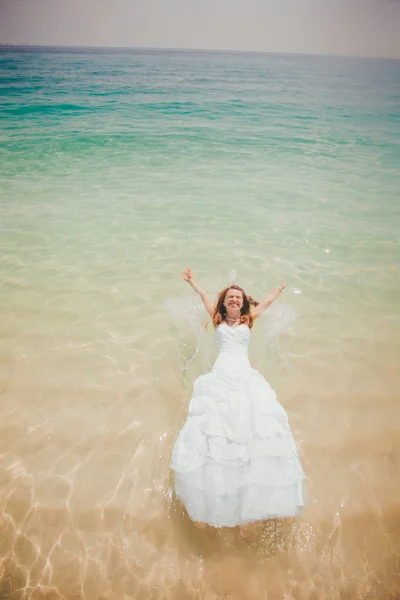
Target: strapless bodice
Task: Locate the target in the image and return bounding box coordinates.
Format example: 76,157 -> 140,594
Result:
213,324 -> 251,374
215,323 -> 250,353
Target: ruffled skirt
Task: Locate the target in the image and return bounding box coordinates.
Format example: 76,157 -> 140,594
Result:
171,360 -> 306,527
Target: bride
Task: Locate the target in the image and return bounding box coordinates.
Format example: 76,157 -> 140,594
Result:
171,268 -> 306,528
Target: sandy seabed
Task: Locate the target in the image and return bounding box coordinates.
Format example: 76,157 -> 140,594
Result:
1,349 -> 399,600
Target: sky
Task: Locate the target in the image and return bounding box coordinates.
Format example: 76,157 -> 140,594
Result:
0,0 -> 400,59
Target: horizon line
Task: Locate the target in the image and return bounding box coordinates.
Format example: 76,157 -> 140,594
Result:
0,42 -> 399,62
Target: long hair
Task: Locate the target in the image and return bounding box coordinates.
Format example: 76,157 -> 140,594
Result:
212,285 -> 259,329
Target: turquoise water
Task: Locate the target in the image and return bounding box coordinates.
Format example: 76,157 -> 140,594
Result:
0,47 -> 399,599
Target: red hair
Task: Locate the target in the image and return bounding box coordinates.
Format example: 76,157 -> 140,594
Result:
212,285 -> 259,329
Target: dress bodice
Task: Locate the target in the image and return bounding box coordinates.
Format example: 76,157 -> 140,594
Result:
215,323 -> 251,356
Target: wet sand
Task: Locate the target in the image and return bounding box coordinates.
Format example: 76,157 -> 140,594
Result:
1,342 -> 399,599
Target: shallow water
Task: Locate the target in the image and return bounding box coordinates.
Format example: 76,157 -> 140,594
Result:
0,47 -> 399,599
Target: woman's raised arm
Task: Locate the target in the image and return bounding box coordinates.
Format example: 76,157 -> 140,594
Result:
182,268 -> 215,318
251,281 -> 286,320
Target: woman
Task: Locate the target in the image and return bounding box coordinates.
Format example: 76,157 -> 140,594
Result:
171,268 -> 305,528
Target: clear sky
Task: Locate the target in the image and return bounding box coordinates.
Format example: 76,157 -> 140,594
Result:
0,0 -> 399,59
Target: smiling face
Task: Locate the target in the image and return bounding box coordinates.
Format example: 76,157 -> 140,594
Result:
213,284 -> 253,329
224,288 -> 244,312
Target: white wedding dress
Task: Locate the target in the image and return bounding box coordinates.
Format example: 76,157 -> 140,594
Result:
171,323 -> 306,528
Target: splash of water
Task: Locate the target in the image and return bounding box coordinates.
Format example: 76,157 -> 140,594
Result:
260,302 -> 297,368
164,294 -> 209,375
228,268 -> 237,285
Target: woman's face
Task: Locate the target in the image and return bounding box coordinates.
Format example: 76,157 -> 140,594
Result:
224,288 -> 244,311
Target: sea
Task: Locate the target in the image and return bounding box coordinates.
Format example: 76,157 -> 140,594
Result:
0,46 -> 399,599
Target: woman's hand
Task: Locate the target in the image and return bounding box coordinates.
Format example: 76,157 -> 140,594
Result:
182,267 -> 193,284
279,281 -> 286,292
